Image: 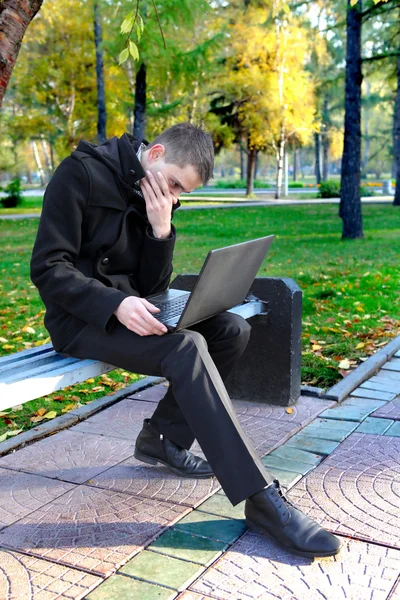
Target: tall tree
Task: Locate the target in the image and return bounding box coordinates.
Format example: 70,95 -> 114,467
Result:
393,4 -> 400,205
339,0 -> 363,239
0,0 -> 43,108
94,1 -> 107,144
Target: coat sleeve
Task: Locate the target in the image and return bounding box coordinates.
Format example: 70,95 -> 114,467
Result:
135,225 -> 176,297
30,156 -> 129,332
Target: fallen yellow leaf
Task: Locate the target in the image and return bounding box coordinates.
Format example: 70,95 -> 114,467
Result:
338,359 -> 351,369
285,407 -> 294,414
37,408 -> 47,416
44,411 -> 57,419
30,415 -> 45,423
355,342 -> 365,349
312,344 -> 322,351
22,326 -> 35,334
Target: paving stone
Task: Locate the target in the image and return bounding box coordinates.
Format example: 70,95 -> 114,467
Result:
0,468 -> 75,528
149,528 -> 227,566
372,398 -> 400,420
368,376 -> 400,392
232,395 -> 335,425
197,494 -> 245,521
0,430 -> 137,484
85,574 -> 176,600
190,531 -> 400,600
350,387 -> 396,401
288,433 -> 400,548
298,423 -> 354,443
355,417 -> 395,435
127,383 -> 168,404
343,397 -> 389,409
261,454 -> 313,475
361,379 -> 400,393
319,403 -> 376,422
267,468 -> 302,489
385,422 -> 400,437
306,417 -> 358,433
237,414 -> 302,457
269,445 -> 323,466
178,593 -> 214,600
120,550 -> 203,591
285,433 -> 339,455
375,369 -> 400,381
389,578 -> 400,600
382,360 -> 400,373
86,453 -> 219,507
71,399 -> 154,440
0,548 -> 101,599
174,511 -> 246,544
0,485 -> 190,576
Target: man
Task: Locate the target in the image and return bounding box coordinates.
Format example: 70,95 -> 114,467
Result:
30,122 -> 341,558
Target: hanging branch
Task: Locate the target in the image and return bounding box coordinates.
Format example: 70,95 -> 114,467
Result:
119,0 -> 166,65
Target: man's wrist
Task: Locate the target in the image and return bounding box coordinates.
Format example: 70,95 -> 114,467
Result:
151,226 -> 171,239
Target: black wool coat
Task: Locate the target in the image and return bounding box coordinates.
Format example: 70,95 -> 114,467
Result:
30,134 -> 179,352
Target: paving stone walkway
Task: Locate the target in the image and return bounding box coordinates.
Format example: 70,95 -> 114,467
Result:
0,351 -> 399,599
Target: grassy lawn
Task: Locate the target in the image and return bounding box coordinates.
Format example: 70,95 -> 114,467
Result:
0,203 -> 399,438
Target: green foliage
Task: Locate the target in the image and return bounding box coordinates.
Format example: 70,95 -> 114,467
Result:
0,178 -> 23,208
318,180 -> 341,198
360,185 -> 375,197
214,180 -> 273,189
288,182 -> 304,188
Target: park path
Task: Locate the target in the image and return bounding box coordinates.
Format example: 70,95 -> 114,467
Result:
0,351 -> 400,598
0,196 -> 395,221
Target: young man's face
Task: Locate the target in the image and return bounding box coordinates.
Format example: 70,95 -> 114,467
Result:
141,144 -> 203,199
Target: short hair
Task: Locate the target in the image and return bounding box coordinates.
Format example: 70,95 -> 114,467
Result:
148,122 -> 214,184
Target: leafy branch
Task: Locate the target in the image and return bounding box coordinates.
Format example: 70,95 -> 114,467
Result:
118,0 -> 166,65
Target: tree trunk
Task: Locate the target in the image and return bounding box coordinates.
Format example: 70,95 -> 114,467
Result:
0,0 -> 43,108
314,132 -> 321,184
246,147 -> 256,195
254,150 -> 259,180
293,148 -> 297,181
339,0 -> 363,239
298,148 -> 304,179
133,62 -> 146,139
275,137 -> 285,199
393,7 -> 400,206
362,81 -> 370,178
94,1 -> 107,144
322,135 -> 329,181
41,136 -> 52,175
31,140 -> 45,186
321,96 -> 329,181
240,145 -> 245,180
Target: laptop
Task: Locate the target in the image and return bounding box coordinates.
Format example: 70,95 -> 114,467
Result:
147,235 -> 274,332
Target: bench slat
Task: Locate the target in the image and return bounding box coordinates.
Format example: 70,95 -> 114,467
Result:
0,350 -> 59,377
0,359 -> 115,409
0,343 -> 53,366
2,356 -> 80,384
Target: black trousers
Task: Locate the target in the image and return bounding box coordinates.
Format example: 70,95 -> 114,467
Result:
61,312 -> 273,505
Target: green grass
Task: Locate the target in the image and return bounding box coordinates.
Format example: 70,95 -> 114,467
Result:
0,204 -> 399,437
0,195 -> 43,215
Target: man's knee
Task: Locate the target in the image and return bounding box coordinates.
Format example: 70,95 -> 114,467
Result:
214,312 -> 251,343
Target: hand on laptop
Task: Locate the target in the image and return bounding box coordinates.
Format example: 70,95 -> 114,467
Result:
114,297 -> 168,336
140,171 -> 177,240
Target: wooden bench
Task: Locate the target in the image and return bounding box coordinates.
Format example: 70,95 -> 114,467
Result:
0,294 -> 271,412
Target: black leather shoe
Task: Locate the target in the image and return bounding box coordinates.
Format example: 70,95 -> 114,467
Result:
245,479 -> 342,557
134,419 -> 214,479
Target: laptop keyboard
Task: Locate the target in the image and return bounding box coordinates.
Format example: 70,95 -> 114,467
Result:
153,293 -> 191,324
